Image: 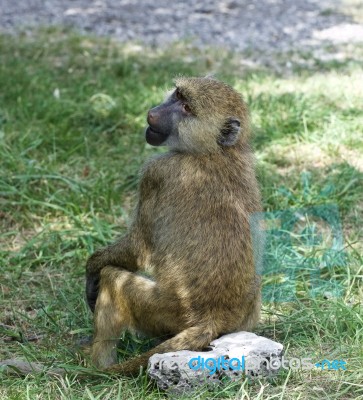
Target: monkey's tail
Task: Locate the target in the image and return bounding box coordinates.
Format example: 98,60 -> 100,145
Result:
106,326 -> 217,376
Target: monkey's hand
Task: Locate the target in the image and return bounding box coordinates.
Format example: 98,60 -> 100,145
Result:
85,237 -> 139,311
85,250 -> 105,312
86,272 -> 99,313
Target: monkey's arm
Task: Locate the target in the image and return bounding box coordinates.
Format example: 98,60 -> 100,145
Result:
86,234 -> 138,274
86,231 -> 145,312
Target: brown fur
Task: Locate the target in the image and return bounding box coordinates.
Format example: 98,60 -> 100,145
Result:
86,77 -> 262,375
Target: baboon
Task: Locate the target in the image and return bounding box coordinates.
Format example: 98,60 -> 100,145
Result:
86,76 -> 262,376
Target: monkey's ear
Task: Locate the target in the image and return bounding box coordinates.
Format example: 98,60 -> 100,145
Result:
218,117 -> 241,147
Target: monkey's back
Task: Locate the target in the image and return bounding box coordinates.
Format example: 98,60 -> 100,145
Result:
139,148 -> 261,329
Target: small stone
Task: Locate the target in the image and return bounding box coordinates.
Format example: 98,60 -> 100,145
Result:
148,331 -> 283,394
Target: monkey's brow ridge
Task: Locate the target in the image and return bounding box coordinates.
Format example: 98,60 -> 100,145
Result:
175,87 -> 189,101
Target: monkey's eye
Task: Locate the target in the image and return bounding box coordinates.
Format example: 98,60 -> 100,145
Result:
182,103 -> 191,113
175,89 -> 182,100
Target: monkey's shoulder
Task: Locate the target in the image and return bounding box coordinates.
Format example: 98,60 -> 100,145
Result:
140,152 -> 187,180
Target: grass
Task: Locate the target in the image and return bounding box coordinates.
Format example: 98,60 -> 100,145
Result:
0,28 -> 362,399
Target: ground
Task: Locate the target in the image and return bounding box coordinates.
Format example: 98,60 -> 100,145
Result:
1,0 -> 363,69
0,1 -> 362,399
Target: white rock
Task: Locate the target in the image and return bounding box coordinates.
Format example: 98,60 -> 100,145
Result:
148,331 -> 283,394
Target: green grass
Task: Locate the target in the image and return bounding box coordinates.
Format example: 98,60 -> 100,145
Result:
0,28 -> 362,399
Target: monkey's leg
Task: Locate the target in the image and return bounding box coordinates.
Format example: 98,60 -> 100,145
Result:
86,234 -> 145,312
91,266 -> 184,369
107,325 -> 217,376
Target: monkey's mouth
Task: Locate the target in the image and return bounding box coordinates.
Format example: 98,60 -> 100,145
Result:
145,126 -> 169,146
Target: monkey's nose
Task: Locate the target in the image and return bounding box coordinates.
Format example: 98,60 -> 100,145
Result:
147,110 -> 156,124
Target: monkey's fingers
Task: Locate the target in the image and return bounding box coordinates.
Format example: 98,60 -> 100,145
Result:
86,274 -> 100,312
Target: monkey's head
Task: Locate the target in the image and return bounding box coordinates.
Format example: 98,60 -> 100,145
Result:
145,77 -> 250,153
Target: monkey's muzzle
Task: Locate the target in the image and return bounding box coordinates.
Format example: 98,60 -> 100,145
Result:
145,126 -> 169,146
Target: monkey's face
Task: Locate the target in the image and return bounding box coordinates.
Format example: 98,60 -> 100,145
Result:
145,89 -> 192,147
145,77 -> 247,153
